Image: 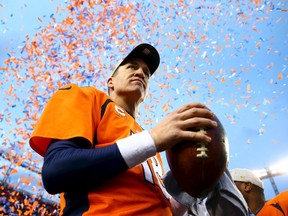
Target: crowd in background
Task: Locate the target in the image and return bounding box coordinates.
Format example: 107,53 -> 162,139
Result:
0,183 -> 59,216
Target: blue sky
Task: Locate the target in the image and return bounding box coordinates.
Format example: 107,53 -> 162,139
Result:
0,0 -> 287,204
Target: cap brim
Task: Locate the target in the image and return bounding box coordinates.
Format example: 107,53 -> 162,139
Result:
112,43 -> 160,76
230,168 -> 264,189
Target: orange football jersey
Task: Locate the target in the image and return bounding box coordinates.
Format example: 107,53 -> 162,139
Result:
257,190 -> 288,216
30,84 -> 172,215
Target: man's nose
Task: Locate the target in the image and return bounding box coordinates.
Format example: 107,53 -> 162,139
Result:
134,68 -> 145,78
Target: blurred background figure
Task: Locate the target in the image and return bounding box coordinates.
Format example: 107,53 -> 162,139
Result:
231,168 -> 288,215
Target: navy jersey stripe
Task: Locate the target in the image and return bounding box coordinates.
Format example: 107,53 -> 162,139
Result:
101,99 -> 113,120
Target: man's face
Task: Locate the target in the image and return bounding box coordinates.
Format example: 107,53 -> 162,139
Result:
108,58 -> 151,102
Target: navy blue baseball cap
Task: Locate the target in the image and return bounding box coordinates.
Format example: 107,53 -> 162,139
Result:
112,43 -> 160,76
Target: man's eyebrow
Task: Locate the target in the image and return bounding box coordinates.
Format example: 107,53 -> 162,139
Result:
128,61 -> 150,75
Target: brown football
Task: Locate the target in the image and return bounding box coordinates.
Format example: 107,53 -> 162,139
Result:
165,113 -> 229,198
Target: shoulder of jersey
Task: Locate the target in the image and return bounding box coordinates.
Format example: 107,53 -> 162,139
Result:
58,84 -> 107,96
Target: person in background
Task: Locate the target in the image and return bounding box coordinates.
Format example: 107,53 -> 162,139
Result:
30,42 -> 249,215
231,168 -> 288,215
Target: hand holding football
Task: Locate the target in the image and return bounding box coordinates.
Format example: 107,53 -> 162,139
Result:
165,113 -> 229,198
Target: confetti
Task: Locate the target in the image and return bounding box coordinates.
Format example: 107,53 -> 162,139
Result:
0,0 -> 287,212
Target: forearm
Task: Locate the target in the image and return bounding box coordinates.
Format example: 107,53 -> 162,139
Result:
42,131 -> 157,194
42,140 -> 128,194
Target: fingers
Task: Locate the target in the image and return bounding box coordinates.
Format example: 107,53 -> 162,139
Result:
178,104 -> 217,143
176,103 -> 217,130
182,117 -> 217,130
180,128 -> 212,143
150,103 -> 219,152
176,103 -> 207,113
176,103 -> 214,121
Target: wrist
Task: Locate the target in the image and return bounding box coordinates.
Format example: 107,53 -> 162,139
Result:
149,129 -> 162,152
117,130 -> 157,168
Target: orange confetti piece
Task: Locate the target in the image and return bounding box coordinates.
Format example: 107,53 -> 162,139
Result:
246,84 -> 251,93
209,87 -> 214,94
255,41 -> 261,48
253,0 -> 263,4
10,168 -> 18,175
263,99 -> 271,104
234,80 -> 242,85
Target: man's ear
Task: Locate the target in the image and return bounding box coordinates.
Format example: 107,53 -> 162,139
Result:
107,77 -> 114,89
243,182 -> 253,192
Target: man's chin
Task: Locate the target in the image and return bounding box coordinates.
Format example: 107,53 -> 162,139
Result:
127,89 -> 146,102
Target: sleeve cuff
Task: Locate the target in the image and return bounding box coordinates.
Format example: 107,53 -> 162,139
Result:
116,130 -> 157,168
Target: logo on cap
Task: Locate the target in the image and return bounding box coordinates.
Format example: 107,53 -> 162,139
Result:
143,48 -> 151,55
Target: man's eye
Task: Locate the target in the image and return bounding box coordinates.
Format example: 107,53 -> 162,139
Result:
128,65 -> 137,69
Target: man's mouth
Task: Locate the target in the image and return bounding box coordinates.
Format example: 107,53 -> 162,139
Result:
131,79 -> 145,87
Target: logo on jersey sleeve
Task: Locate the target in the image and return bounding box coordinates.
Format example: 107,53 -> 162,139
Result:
114,105 -> 126,117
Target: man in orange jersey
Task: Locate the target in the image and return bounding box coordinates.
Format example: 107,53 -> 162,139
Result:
231,168 -> 288,215
257,191 -> 288,216
30,43 -> 249,215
